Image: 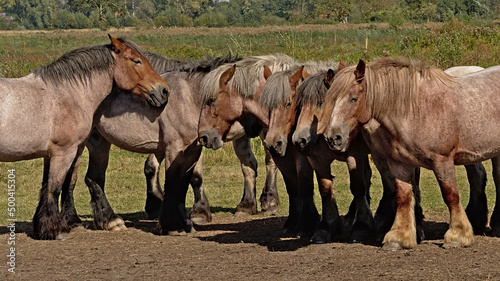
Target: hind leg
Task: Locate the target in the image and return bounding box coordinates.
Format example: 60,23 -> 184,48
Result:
189,153 -> 212,224
85,131 -> 125,231
144,154 -> 164,219
60,155 -> 84,232
260,143 -> 280,215
490,157 -> 500,236
464,163 -> 488,234
232,137 -> 258,215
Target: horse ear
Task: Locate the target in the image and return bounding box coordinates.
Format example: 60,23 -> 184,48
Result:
108,34 -> 124,54
324,69 -> 335,89
302,69 -> 310,79
338,59 -> 346,71
220,65 -> 236,90
263,66 -> 272,80
290,66 -> 304,87
355,59 -> 365,83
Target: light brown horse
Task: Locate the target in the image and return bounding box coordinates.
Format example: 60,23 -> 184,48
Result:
325,58 -> 500,249
0,36 -> 169,239
198,54 -> 324,236
291,67 -> 489,243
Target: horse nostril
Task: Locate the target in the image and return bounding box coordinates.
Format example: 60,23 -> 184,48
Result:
333,135 -> 343,146
275,140 -> 283,147
162,87 -> 169,98
298,138 -> 307,149
198,136 -> 208,146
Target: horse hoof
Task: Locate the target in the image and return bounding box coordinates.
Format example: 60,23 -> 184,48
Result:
310,229 -> 331,244
108,218 -> 126,231
110,225 -> 127,231
190,216 -> 208,225
282,228 -> 297,238
442,241 -> 461,249
168,230 -> 187,236
382,242 -> 403,251
491,227 -> 500,237
261,206 -> 279,216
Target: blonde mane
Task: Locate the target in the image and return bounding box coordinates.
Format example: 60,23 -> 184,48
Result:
330,57 -> 455,119
200,53 -> 296,103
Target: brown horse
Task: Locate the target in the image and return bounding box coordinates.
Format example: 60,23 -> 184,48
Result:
0,36 -> 169,239
291,67 -> 489,243
325,58 -> 500,249
198,54 -> 324,236
261,63 -> 387,243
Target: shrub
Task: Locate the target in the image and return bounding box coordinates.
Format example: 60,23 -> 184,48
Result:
194,12 -> 227,27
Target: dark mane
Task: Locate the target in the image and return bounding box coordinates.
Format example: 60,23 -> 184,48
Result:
296,70 -> 331,108
33,44 -> 114,86
143,51 -> 186,74
166,53 -> 243,75
260,61 -> 336,110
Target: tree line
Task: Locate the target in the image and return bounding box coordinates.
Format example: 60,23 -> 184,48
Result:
0,0 -> 499,30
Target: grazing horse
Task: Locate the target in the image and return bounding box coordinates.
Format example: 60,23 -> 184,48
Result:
324,58 -> 500,250
198,54 -> 324,237
0,36 -> 169,239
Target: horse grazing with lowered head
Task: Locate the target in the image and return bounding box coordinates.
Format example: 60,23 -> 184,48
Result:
325,58 -> 500,250
0,35 -> 169,239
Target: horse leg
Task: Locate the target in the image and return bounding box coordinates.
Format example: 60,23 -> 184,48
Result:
382,161 -> 418,251
144,153 -> 164,219
159,143 -> 201,235
490,157 -> 500,237
273,155 -> 301,237
232,137 -> 258,215
60,154 -> 84,232
434,160 -> 474,248
345,155 -> 375,242
464,163 -> 488,234
294,150 -> 320,238
308,157 -> 341,244
188,153 -> 212,225
85,130 -> 126,231
33,146 -> 83,240
260,143 -> 280,215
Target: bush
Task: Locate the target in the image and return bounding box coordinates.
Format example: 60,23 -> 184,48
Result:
261,15 -> 287,26
153,10 -> 192,27
74,13 -> 92,29
194,12 -> 227,27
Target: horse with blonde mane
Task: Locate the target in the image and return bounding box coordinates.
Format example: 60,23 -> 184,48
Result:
325,58 -> 500,250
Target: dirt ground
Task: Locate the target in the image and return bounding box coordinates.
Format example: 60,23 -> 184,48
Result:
1,213 -> 499,281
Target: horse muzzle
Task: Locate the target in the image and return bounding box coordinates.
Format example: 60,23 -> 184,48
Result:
148,84 -> 170,107
325,134 -> 347,151
198,130 -> 224,150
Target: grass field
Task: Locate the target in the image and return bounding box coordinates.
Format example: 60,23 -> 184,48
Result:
0,23 -> 498,226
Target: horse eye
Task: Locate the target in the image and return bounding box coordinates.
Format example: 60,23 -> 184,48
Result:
209,98 -> 216,105
286,102 -> 292,108
133,59 -> 142,65
350,97 -> 358,102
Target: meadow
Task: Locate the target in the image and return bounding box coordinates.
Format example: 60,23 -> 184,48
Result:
0,22 -> 499,226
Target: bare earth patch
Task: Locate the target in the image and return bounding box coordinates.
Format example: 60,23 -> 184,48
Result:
1,213 -> 499,280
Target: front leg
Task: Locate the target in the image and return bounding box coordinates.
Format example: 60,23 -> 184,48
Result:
159,143 -> 202,235
144,153 -> 164,219
232,137 -> 258,215
382,161 -> 418,251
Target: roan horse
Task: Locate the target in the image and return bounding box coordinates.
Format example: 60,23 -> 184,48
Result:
198,54 -> 325,236
290,66 -> 489,243
82,53 -> 279,234
262,64 -> 390,243
0,36 -> 169,239
325,58 -> 500,250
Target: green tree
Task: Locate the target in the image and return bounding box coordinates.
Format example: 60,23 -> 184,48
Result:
67,0 -> 123,29
313,0 -> 352,22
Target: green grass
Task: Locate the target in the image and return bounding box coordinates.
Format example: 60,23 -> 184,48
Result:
0,24 -> 498,226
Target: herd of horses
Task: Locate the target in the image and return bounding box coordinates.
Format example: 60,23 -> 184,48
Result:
1,36 -> 499,251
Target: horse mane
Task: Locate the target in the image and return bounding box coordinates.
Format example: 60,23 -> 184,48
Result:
33,44 -> 115,86
142,51 -> 186,74
330,57 -> 455,119
296,70 -> 332,108
165,53 -> 243,75
200,53 -> 296,103
260,61 -> 337,110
